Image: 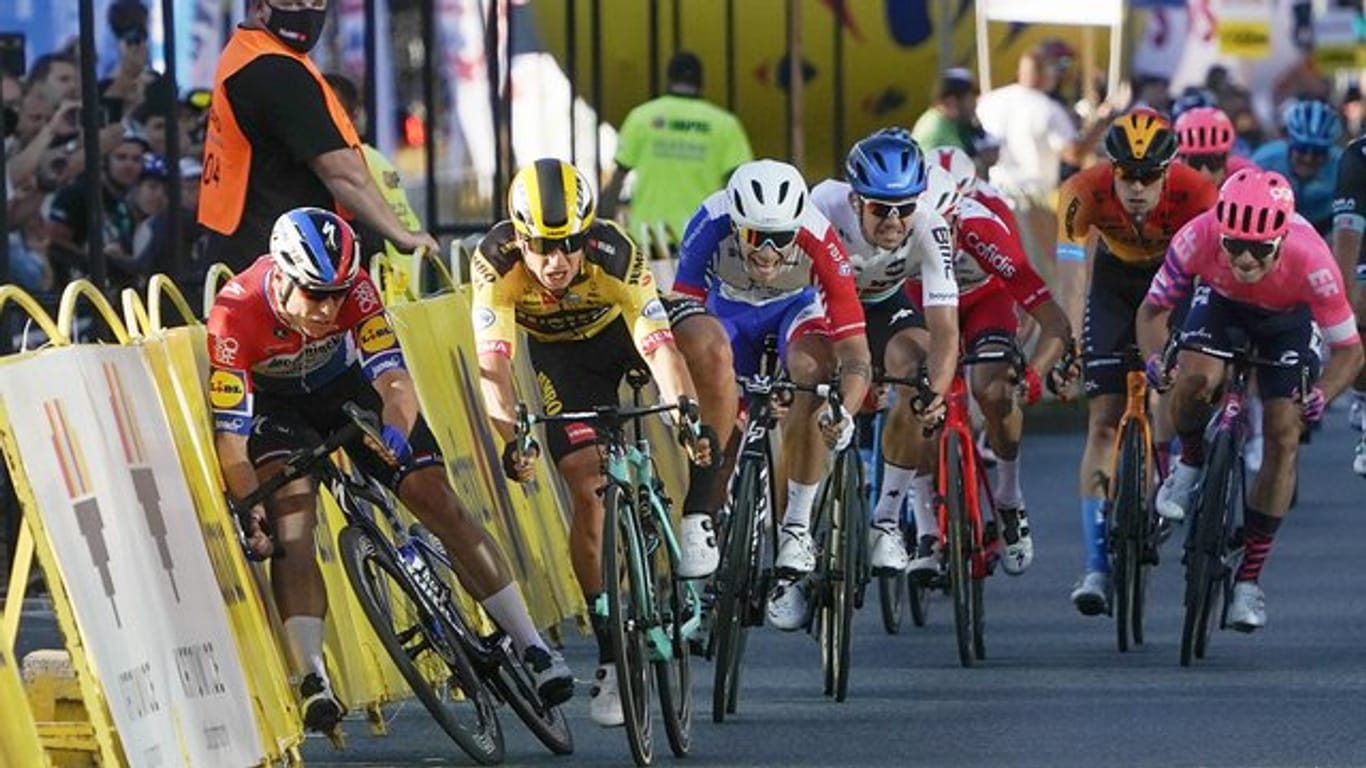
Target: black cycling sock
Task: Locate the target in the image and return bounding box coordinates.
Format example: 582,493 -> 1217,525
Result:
1236,507 -> 1281,582
683,453 -> 721,516
1179,432 -> 1205,466
589,598 -> 613,664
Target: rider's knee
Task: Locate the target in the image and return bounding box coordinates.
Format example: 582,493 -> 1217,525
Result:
785,337 -> 835,384
883,332 -> 922,378
973,376 -> 1014,418
1262,410 -> 1302,457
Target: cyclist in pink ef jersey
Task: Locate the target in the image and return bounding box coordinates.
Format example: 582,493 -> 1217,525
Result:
1136,169 -> 1364,632
1173,107 -> 1257,187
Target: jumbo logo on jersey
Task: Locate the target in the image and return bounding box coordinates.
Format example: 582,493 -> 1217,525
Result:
358,315 -> 397,354
209,369 -> 249,412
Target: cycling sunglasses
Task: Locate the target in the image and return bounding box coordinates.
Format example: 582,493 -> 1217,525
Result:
1183,154 -> 1227,172
859,197 -> 918,219
737,226 -> 798,251
293,281 -> 350,301
1114,164 -> 1167,186
1290,144 -> 1329,160
1221,235 -> 1282,261
521,232 -> 589,255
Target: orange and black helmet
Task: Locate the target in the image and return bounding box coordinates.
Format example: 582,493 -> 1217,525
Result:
1104,108 -> 1178,171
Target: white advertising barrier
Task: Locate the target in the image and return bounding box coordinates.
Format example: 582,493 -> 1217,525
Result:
0,345 -> 263,767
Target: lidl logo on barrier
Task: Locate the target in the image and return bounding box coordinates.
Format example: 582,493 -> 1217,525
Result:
358,315 -> 397,355
209,370 -> 249,412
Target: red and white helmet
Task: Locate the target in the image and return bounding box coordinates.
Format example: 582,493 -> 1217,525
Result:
922,165 -> 963,221
929,145 -> 978,196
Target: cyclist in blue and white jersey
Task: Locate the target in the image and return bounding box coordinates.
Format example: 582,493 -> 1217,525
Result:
1252,99 -> 1345,236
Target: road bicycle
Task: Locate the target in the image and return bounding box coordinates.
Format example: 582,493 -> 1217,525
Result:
234,403 -> 572,765
516,374 -> 703,765
1176,341 -> 1307,667
867,408 -> 931,635
1085,348 -> 1163,653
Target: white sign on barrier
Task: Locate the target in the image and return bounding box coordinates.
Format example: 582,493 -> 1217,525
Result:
980,0 -> 1124,26
0,346 -> 262,767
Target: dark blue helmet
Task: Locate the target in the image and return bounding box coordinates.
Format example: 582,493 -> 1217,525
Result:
844,128 -> 929,200
1171,87 -> 1217,120
1281,99 -> 1342,149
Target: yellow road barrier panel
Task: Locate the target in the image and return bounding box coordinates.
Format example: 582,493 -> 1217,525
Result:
202,264 -> 237,320
146,275 -> 200,331
1,632 -> 52,766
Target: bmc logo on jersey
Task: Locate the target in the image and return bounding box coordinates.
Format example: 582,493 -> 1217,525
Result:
358,315 -> 398,354
209,369 -> 250,414
1307,268 -> 1339,298
964,230 -> 1015,279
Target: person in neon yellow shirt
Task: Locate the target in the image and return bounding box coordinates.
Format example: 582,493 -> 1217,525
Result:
324,73 -> 423,298
600,52 -> 753,248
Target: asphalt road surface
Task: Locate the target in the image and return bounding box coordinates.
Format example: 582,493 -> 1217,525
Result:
15,407 -> 1366,767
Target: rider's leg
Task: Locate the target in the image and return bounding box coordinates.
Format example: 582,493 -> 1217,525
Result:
1077,394 -> 1124,573
1238,397 -> 1300,582
780,332 -> 837,536
877,326 -> 929,530
555,447 -> 612,659
668,303 -> 738,517
265,472 -> 329,682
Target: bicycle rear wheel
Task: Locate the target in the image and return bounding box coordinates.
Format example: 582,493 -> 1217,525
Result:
944,432 -> 976,668
653,527 -> 692,757
337,525 -> 504,765
603,484 -> 654,765
1113,419 -> 1148,653
711,461 -> 760,723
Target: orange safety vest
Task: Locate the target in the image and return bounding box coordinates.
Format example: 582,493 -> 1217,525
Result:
198,27 -> 362,235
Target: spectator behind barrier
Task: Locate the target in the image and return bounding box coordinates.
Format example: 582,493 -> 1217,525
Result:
911,68 -> 978,153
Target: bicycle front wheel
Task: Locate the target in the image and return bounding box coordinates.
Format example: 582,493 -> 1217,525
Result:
337,525 -> 503,765
1181,432 -> 1235,667
878,569 -> 905,634
653,522 -> 693,757
712,461 -> 761,723
1113,419 -> 1148,653
603,484 -> 654,765
944,432 -> 976,668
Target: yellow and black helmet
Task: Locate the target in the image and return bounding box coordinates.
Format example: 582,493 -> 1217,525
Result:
1104,108 -> 1178,170
507,158 -> 596,240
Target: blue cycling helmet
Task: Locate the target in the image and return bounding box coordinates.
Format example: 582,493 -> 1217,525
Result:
270,207 -> 360,293
1170,87 -> 1217,120
1281,99 -> 1342,148
844,128 -> 929,200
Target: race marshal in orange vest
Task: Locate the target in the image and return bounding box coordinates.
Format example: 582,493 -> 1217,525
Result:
198,0 -> 437,271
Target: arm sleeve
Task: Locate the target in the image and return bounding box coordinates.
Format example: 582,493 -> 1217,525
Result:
228,55 -> 350,163
470,247 -> 519,359
974,219 -> 1050,310
342,274 -> 408,380
1305,249 -> 1361,349
1144,223 -> 1200,309
673,205 -> 725,300
205,301 -> 256,435
805,226 -> 866,340
916,213 -> 959,308
1055,178 -> 1088,264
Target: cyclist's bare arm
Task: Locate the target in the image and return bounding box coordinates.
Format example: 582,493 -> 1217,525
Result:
833,335 -> 873,416
1027,299 -> 1073,374
372,368 -> 419,434
923,305 -> 959,396
641,339 -> 700,410
215,431 -> 261,503
1320,342 -> 1365,403
477,352 -> 520,443
1135,301 -> 1172,362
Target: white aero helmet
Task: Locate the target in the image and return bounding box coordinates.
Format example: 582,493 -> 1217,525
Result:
726,159 -> 809,232
922,165 -> 963,221
930,145 -> 978,197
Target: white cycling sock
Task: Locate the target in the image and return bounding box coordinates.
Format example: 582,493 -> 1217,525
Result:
480,583 -> 544,657
992,456 -> 1023,510
283,615 -> 327,682
873,463 -> 917,529
911,473 -> 937,541
1248,395 -> 1264,437
782,481 -> 820,531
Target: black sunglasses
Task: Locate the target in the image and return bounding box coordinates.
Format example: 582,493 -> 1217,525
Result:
1290,144 -> 1328,160
1184,154 -> 1227,172
1221,235 -> 1281,261
860,197 -> 918,219
293,280 -> 350,301
1115,164 -> 1167,186
522,232 -> 589,255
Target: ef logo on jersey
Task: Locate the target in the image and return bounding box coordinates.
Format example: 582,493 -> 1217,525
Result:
209,369 -> 251,415
358,315 -> 398,355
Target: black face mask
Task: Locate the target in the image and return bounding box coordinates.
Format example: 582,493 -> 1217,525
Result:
265,3 -> 326,54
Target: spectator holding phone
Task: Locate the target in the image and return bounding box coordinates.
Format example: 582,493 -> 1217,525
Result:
45,131 -> 148,291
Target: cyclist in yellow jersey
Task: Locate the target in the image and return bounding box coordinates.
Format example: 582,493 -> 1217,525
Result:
474,159 -> 716,729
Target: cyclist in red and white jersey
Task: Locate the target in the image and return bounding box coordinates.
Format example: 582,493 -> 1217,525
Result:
903,166 -> 1075,578
1138,170 -> 1364,631
930,144 -> 1022,240
207,209 -> 573,731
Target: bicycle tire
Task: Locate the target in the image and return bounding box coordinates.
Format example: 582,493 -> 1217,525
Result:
603,484 -> 654,765
653,528 -> 692,757
1113,419 -> 1147,653
944,431 -> 975,668
812,471 -> 837,698
878,571 -> 904,634
835,450 -> 866,701
712,460 -> 760,723
1181,431 -> 1234,666
337,525 -> 504,765
407,524 -> 573,756
909,572 -> 929,627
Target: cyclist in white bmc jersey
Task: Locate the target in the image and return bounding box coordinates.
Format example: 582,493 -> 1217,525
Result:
810,128 -> 960,573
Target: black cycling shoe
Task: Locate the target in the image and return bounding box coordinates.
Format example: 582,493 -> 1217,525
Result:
299,673 -> 345,733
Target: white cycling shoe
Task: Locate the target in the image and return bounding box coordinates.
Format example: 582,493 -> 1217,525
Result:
869,524 -> 910,575
677,514 -> 719,579
590,665 -> 625,727
1156,460 -> 1201,522
1228,581 -> 1267,632
775,525 -> 816,574
1353,435 -> 1366,477
765,578 -> 810,632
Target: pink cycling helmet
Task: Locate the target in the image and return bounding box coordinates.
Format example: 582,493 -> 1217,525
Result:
1215,169 -> 1295,240
1174,107 -> 1236,156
